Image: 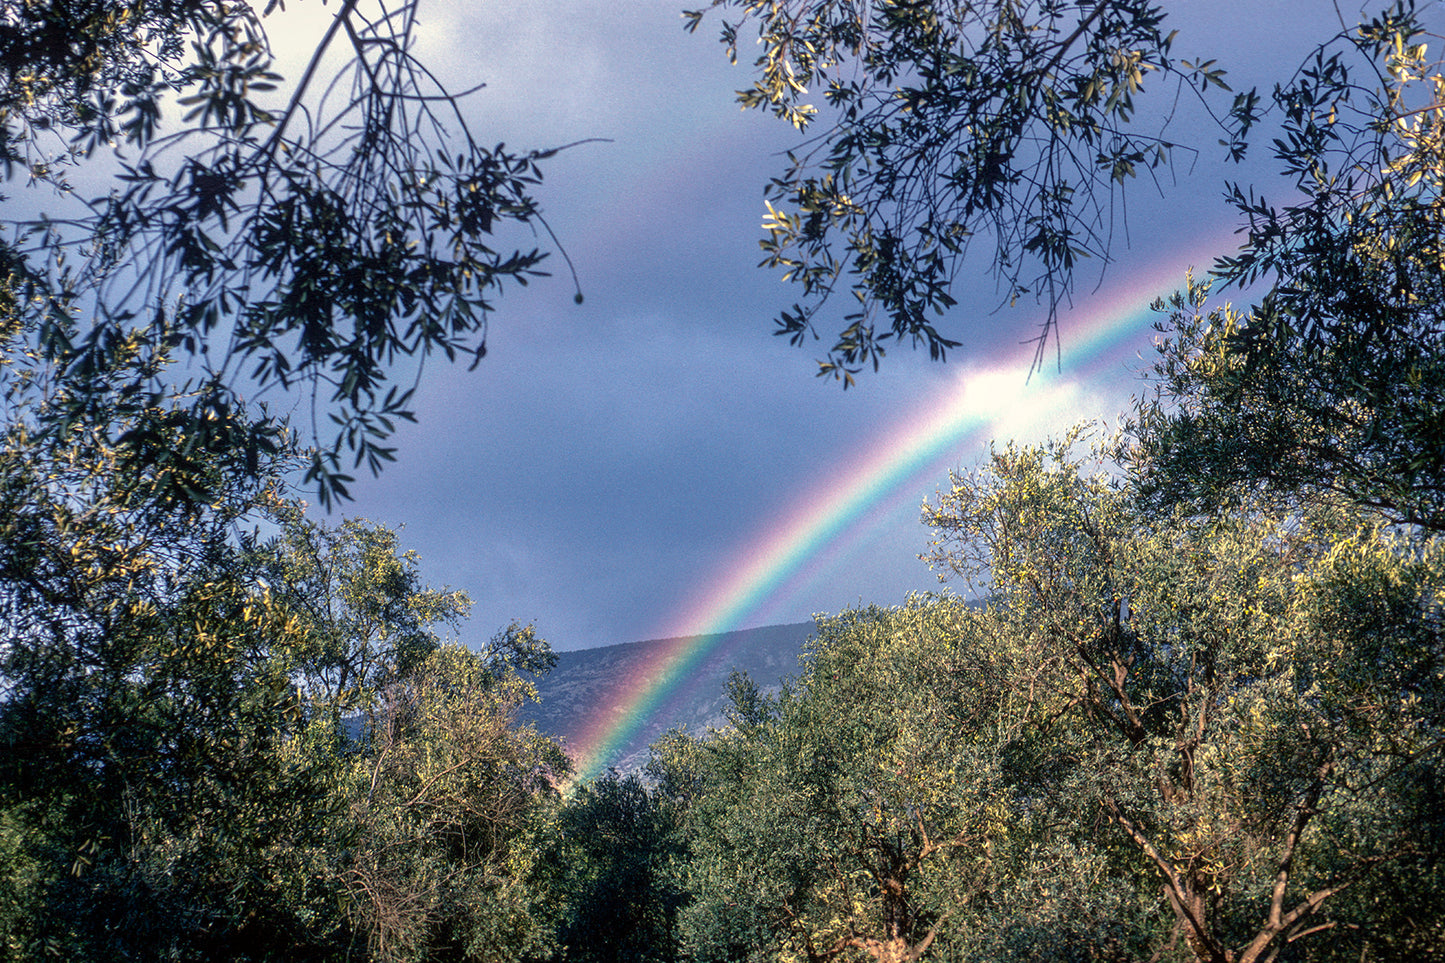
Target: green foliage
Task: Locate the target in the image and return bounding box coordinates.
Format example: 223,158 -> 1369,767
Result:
0,283 -> 346,958
0,505 -> 346,958
253,505 -> 473,708
343,644 -> 570,963
1132,274 -> 1445,532
1,9 -> 578,943
481,619 -> 563,681
1132,30 -> 1439,535
923,433 -> 1445,963
1132,7 -> 1445,532
686,0 -> 1445,407
0,0 -> 210,165
653,432 -> 1442,963
530,770 -> 684,963
652,600 -> 1024,963
0,335 -> 566,959
1,0 -> 577,507
685,0 -> 1257,381
3,4 -> 1442,961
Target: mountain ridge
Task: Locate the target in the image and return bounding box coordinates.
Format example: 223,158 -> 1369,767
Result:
520,621 -> 816,774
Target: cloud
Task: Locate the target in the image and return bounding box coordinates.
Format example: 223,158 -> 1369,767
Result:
323,0 -> 1342,651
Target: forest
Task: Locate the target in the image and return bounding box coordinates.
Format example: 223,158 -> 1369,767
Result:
1,0 -> 1442,961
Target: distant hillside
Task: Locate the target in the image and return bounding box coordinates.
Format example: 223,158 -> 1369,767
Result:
519,622 -> 815,775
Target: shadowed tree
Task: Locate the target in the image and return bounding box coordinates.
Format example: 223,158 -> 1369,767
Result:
685,0 -> 1258,381
1,0 -> 585,507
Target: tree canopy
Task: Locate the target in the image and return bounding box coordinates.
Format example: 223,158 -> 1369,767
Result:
646,428 -> 1444,963
0,462 -> 571,958
686,0 -> 1441,392
685,0 -> 1258,380
1,0 -> 578,507
1130,7 -> 1445,532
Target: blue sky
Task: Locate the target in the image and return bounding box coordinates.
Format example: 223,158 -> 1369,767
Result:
284,0 -> 1358,650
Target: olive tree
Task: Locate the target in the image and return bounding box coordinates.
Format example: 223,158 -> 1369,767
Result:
649,423 -> 1441,962
651,601 -> 1031,963
685,0 -> 1257,381
1132,8 -> 1445,533
2,0 -> 581,507
687,0 -> 1443,399
344,643 -> 569,963
922,433 -> 1445,962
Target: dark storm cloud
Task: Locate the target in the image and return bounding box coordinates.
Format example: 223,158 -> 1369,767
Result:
331,0 -> 1348,650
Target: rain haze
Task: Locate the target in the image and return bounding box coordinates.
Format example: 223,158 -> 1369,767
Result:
266,1 -> 1352,651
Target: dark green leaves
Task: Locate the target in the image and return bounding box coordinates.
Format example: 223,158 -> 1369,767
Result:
4,0 -> 573,508
1133,3 -> 1445,533
690,0 -> 1244,379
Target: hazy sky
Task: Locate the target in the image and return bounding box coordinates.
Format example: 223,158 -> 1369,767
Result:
281,0 -> 1365,650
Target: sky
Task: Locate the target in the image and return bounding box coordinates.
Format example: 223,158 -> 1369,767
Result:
267,0 -> 1366,652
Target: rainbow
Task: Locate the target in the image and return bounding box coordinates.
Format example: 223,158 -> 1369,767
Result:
564,247 -> 1232,782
